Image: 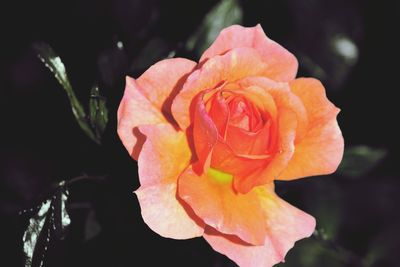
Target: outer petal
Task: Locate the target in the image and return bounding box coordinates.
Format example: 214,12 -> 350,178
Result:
200,24 -> 298,82
136,58 -> 197,116
178,167 -> 268,245
204,188 -> 316,267
117,77 -> 165,159
117,58 -> 196,159
135,124 -> 205,239
278,78 -> 344,180
172,47 -> 269,129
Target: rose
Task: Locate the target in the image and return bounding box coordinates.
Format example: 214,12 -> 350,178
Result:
118,25 -> 344,267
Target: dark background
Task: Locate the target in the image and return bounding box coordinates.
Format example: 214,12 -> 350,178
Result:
1,0 -> 399,266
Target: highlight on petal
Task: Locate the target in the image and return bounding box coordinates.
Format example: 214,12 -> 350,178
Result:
117,58 -> 196,159
278,78 -> 344,180
203,187 -> 316,267
172,47 -> 269,129
200,24 -> 298,82
178,167 -> 268,245
135,124 -> 205,239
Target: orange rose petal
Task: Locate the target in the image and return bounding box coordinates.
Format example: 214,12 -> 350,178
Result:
178,167 -> 268,245
203,189 -> 315,267
234,109 -> 297,194
117,77 -> 166,159
200,24 -> 298,82
208,93 -> 230,137
211,141 -> 268,178
172,47 -> 269,129
135,124 -> 205,239
192,93 -> 219,172
278,78 -> 344,180
225,121 -> 272,155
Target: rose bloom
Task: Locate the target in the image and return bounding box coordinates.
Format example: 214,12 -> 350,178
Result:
118,25 -> 344,267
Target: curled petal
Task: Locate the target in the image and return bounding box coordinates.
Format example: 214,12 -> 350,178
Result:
172,47 -> 269,129
192,92 -> 219,173
278,78 -> 344,180
234,109 -> 297,194
200,24 -> 298,82
136,124 -> 205,239
203,187 -> 316,267
117,58 -> 196,159
238,77 -> 308,141
117,77 -> 165,160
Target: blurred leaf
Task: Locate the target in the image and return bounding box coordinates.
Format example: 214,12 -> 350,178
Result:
84,210 -> 101,241
130,37 -> 170,72
97,41 -> 128,87
33,43 -> 100,144
22,181 -> 71,267
338,146 -> 387,178
364,221 -> 400,267
186,0 -> 243,56
89,85 -> 108,141
278,238 -> 344,267
302,178 -> 343,241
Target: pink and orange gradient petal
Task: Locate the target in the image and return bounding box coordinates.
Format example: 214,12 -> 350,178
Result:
178,167 -> 268,245
200,24 -> 298,82
278,78 -> 344,180
117,77 -> 166,160
136,58 -> 197,115
117,58 -> 196,159
172,47 -> 269,129
135,124 -> 205,239
203,187 -> 315,267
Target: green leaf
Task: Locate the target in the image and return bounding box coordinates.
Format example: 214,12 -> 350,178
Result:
337,146 -> 387,178
33,43 -> 100,144
22,199 -> 52,267
89,85 -> 108,141
22,181 -> 71,267
186,0 -> 243,56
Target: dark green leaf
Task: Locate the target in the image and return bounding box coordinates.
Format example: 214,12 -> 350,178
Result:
364,221 -> 400,267
337,146 -> 387,178
89,85 -> 108,141
33,42 -> 100,144
22,181 -> 71,267
186,0 -> 243,56
22,199 -> 52,267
